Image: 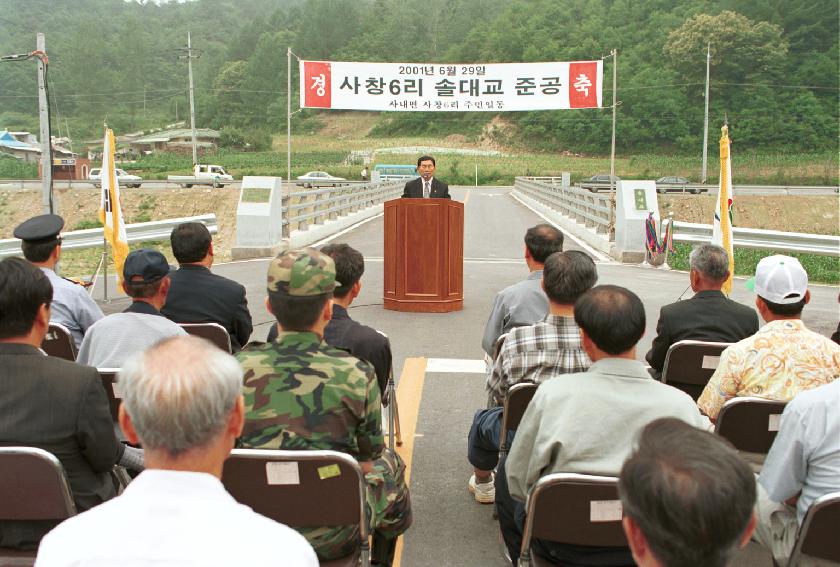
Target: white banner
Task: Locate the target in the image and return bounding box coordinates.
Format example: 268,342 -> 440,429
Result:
299,60 -> 603,112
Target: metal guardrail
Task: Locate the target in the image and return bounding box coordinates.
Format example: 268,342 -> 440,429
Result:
282,181 -> 404,235
0,214 -> 217,258
671,221 -> 840,257
515,177 -> 613,235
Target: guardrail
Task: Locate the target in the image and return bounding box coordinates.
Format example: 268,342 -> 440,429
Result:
671,221 -> 840,257
0,214 -> 217,259
282,181 -> 404,235
515,177 -> 613,235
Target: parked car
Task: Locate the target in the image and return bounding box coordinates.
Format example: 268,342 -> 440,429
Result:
89,168 -> 142,188
579,174 -> 621,192
296,171 -> 346,188
655,176 -> 703,194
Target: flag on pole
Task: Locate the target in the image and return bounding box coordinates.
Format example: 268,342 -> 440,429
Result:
712,124 -> 735,295
98,127 -> 129,286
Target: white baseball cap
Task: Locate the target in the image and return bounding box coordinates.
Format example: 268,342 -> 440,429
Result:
746,254 -> 808,304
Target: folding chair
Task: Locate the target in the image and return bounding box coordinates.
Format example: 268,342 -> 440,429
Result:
498,382 -> 539,461
0,447 -> 77,563
486,332 -> 510,408
518,473 -> 627,567
661,340 -> 731,400
222,449 -> 369,567
178,322 -> 232,353
783,491 -> 840,567
41,323 -> 77,361
715,397 -> 787,472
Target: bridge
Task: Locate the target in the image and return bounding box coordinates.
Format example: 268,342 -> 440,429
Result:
91,185 -> 838,567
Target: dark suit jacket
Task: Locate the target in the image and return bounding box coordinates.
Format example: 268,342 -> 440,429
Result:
645,290 -> 760,375
0,344 -> 121,547
162,265 -> 253,352
401,177 -> 450,199
265,306 -> 392,398
324,305 -> 392,397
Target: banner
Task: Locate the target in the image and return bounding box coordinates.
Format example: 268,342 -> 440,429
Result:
299,60 -> 603,112
98,127 -> 129,286
712,124 -> 735,295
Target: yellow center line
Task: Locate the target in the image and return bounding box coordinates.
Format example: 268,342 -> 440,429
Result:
392,357 -> 427,567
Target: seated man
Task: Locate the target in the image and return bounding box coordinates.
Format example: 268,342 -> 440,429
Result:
698,254 -> 840,421
162,222 -> 252,351
754,379 -> 840,566
14,213 -> 104,348
36,336 -> 317,566
619,418 -> 757,567
78,249 -> 185,367
481,224 -> 564,357
645,244 -> 759,378
467,250 -> 596,503
0,258 -> 140,549
238,248 -> 412,566
499,285 -> 710,565
267,243 -> 392,396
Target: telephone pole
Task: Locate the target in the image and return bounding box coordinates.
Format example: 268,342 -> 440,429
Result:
701,42 -> 711,184
177,32 -> 201,166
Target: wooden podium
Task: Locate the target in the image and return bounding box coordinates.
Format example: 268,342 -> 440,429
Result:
383,198 -> 464,312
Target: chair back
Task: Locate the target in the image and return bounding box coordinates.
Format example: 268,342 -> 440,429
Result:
41,323 -> 77,361
661,340 -> 730,400
0,447 -> 77,521
519,473 -> 626,566
178,323 -> 232,353
715,397 -> 787,454
97,369 -> 122,424
222,449 -> 369,565
499,383 -> 539,456
788,491 -> 840,565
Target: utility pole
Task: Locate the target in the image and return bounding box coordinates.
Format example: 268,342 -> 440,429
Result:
609,49 -> 618,228
177,33 -> 200,166
701,42 -> 711,184
36,34 -> 54,214
287,47 -> 292,187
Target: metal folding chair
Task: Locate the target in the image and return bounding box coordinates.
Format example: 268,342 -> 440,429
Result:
41,322 -> 77,361
661,340 -> 731,400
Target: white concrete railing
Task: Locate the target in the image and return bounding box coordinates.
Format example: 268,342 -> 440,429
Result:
0,214 -> 217,258
514,177 -> 613,235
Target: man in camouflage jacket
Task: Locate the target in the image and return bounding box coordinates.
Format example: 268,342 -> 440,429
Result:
237,247 -> 412,566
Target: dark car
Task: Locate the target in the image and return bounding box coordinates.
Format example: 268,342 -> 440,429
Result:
656,176 -> 704,194
579,174 -> 621,192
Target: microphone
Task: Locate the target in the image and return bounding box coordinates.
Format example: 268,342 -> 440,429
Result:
677,284 -> 692,301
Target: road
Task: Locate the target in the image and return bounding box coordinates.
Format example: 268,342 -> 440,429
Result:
91,186 -> 836,566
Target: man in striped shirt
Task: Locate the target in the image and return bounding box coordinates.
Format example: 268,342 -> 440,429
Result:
467,251 -> 597,503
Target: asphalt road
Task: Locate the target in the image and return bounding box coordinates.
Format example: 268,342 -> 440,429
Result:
91,186 -> 837,566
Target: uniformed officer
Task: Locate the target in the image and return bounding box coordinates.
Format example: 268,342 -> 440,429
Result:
14,214 -> 104,349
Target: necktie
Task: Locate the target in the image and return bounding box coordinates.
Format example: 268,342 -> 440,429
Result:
424,181 -> 430,198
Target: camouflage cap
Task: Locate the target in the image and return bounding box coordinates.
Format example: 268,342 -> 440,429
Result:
267,247 -> 340,296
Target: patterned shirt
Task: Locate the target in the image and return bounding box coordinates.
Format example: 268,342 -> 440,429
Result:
486,314 -> 591,406
237,331 -> 384,461
698,319 -> 840,419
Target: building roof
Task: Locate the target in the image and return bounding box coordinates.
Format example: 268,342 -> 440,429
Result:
129,128 -> 220,145
0,130 -> 36,150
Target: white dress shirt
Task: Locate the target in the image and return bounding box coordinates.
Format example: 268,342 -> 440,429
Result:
35,469 -> 318,567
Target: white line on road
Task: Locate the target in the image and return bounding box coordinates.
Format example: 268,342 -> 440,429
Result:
425,358 -> 487,373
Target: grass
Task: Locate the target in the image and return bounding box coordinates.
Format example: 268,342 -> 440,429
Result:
668,243 -> 840,285
60,239 -> 173,282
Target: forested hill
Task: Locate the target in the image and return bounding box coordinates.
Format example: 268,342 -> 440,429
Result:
1,0 -> 837,154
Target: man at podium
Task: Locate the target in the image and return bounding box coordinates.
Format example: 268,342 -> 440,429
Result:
401,155 -> 451,199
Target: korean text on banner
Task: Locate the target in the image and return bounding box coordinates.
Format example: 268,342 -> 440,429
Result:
98,128 -> 129,285
299,60 -> 603,112
712,124 -> 735,295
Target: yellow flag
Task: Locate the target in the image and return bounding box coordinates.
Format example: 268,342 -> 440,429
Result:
98,128 -> 129,285
712,124 -> 734,295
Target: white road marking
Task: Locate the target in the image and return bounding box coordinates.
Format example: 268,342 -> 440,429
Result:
312,212 -> 384,247
425,358 -> 487,373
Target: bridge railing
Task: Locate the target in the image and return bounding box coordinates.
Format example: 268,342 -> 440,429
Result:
671,221 -> 840,257
0,214 -> 218,259
282,181 -> 403,236
514,177 -> 613,235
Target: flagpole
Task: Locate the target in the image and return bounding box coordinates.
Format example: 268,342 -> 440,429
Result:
102,235 -> 108,301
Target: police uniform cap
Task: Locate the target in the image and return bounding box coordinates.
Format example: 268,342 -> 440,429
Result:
13,214 -> 65,244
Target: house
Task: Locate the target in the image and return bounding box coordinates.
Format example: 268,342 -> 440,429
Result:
128,128 -> 220,154
0,130 -> 41,162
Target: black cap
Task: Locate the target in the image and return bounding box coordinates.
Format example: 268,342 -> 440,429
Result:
123,249 -> 172,284
13,214 -> 65,244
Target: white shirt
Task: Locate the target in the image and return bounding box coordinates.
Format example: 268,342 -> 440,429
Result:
77,312 -> 186,368
759,379 -> 840,525
35,469 -> 318,567
40,267 -> 104,348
